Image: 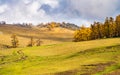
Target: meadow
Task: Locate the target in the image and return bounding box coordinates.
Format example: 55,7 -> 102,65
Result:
1,25 -> 120,75
0,0 -> 120,74
0,38 -> 120,75
0,25 -> 74,49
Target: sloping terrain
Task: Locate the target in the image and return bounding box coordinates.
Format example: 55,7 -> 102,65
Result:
0,38 -> 120,75
0,24 -> 74,48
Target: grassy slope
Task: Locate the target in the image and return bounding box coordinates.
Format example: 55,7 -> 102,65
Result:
0,38 -> 120,75
0,25 -> 74,48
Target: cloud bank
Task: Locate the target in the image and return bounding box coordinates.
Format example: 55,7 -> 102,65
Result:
0,0 -> 120,26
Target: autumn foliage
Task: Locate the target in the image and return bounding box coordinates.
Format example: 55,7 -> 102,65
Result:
74,15 -> 120,42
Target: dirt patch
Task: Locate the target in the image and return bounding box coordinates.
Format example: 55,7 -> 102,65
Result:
44,62 -> 115,75
103,69 -> 120,75
54,69 -> 78,75
81,62 -> 115,75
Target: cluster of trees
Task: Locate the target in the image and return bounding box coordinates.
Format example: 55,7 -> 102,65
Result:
37,22 -> 79,30
47,22 -> 60,31
13,23 -> 33,28
27,37 -> 42,47
11,34 -> 42,48
74,15 -> 120,42
37,22 -> 60,31
0,21 -> 79,30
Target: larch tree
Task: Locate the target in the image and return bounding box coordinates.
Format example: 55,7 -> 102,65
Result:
74,25 -> 91,41
36,39 -> 42,46
11,34 -> 19,48
27,37 -> 34,47
74,14 -> 120,42
115,15 -> 120,37
109,17 -> 116,37
104,17 -> 110,38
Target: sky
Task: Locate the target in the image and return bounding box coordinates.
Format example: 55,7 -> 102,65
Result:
0,0 -> 120,26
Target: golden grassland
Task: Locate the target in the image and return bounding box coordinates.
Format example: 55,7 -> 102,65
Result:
0,25 -> 74,49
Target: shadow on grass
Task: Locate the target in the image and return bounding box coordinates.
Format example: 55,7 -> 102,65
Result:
65,44 -> 120,59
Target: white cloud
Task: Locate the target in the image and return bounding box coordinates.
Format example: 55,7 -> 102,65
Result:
65,18 -> 92,26
69,0 -> 119,19
27,1 -> 42,15
0,0 -> 120,26
23,0 -> 32,4
0,4 -> 8,14
41,0 -> 59,8
0,0 -> 59,24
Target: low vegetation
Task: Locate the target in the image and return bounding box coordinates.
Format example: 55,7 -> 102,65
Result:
0,38 -> 120,75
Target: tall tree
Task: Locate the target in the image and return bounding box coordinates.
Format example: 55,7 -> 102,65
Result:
90,24 -> 95,40
11,34 -> 19,48
115,15 -> 120,36
104,17 -> 110,38
27,37 -> 34,47
96,22 -> 103,38
109,17 -> 116,37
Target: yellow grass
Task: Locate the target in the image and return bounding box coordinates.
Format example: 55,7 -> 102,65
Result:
0,25 -> 74,49
0,38 -> 120,75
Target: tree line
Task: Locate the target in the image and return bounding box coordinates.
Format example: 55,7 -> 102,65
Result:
74,15 -> 120,42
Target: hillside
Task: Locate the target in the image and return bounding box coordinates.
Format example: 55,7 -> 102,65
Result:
0,38 -> 120,75
0,24 -> 74,48
0,0 -> 120,75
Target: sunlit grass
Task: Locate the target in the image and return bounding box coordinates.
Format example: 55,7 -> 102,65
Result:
0,38 -> 120,75
0,27 -> 74,49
